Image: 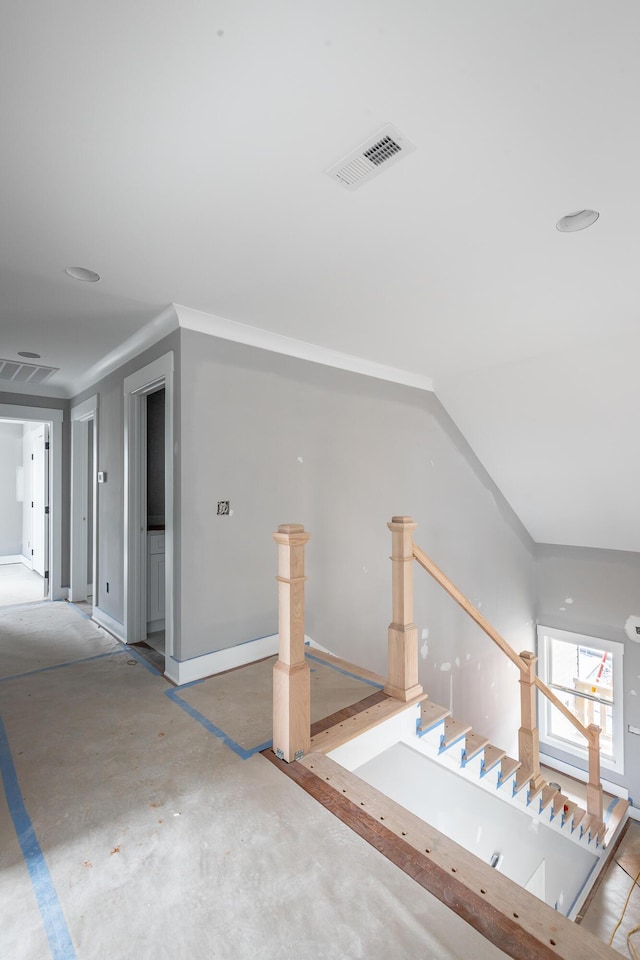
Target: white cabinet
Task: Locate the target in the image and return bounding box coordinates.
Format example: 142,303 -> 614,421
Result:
147,532 -> 165,627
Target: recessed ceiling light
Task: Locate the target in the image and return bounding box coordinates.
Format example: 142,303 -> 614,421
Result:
65,266 -> 101,282
17,351 -> 41,359
556,209 -> 599,232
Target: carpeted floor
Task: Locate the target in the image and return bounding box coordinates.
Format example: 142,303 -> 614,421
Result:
0,601 -> 512,960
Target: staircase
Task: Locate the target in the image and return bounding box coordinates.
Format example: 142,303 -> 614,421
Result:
415,698 -> 626,849
270,517 -> 629,960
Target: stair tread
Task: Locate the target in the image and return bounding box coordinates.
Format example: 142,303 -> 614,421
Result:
440,716 -> 472,748
539,784 -> 559,810
419,701 -> 451,730
482,744 -> 506,773
513,765 -> 532,793
552,792 -> 569,816
572,806 -> 587,828
462,731 -> 490,762
580,814 -> 594,837
499,756 -> 521,783
604,798 -> 630,843
527,779 -> 546,802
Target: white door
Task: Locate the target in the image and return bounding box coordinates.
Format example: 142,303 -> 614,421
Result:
31,428 -> 46,577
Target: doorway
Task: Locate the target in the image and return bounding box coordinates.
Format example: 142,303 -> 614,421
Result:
0,405 -> 63,605
70,395 -> 98,612
123,353 -> 174,669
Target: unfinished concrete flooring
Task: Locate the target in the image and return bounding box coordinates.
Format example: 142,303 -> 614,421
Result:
1,602 -> 514,960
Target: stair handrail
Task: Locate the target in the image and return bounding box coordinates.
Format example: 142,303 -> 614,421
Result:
412,542 -> 526,673
387,517 -> 603,826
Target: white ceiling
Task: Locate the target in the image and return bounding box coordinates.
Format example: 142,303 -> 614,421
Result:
1,2 -> 639,552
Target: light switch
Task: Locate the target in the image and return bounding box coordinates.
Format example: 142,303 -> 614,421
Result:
97,471 -> 106,483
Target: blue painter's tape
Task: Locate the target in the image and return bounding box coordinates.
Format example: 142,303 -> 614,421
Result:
567,856 -> 600,919
0,714 -> 76,959
65,602 -> 92,622
165,688 -> 271,759
304,652 -> 384,689
0,650 -> 125,684
123,644 -> 163,677
604,796 -> 619,824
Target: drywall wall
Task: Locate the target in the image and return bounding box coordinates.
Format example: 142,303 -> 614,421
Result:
178,330 -> 536,753
70,331 -> 180,629
0,421 -> 24,556
536,544 -> 640,805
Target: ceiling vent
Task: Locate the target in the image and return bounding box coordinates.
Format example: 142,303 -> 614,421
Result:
325,123 -> 415,191
0,359 -> 59,385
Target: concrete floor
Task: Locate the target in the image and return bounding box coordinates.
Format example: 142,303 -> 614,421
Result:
0,563 -> 45,606
1,601 -> 515,960
2,600 -> 638,959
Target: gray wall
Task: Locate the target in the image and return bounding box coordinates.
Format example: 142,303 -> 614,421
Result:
71,331 -> 180,626
536,544 -> 640,803
0,421 -> 24,555
179,331 -> 536,753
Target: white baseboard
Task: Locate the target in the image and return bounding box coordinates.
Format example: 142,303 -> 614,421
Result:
165,633 -> 279,686
92,606 -> 126,643
0,554 -> 23,565
21,555 -> 33,570
305,635 -> 333,654
147,618 -> 165,634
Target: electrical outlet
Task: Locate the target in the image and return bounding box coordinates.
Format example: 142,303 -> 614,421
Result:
217,501 -> 230,516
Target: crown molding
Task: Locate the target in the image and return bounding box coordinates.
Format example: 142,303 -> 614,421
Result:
174,303 -> 434,393
67,304 -> 179,398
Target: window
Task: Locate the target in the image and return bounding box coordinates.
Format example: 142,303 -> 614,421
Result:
537,626 -> 624,774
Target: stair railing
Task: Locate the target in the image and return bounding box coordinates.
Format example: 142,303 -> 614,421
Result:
387,516 -> 604,827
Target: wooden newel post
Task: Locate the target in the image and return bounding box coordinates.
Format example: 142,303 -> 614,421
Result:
518,651 -> 545,793
272,524 -> 311,763
384,516 -> 423,702
586,723 -> 604,826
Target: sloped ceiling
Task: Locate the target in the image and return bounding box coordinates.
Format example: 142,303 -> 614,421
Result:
1,2 -> 638,551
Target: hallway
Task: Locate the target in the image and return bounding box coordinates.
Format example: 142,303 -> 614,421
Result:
0,601 -> 510,960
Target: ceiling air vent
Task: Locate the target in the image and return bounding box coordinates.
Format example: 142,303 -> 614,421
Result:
0,359 -> 59,385
325,123 -> 415,191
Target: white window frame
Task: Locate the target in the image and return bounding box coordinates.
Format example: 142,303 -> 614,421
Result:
537,625 -> 624,775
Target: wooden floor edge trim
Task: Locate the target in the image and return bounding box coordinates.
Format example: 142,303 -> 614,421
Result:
311,690 -> 388,737
309,692 -> 425,755
260,750 -> 619,960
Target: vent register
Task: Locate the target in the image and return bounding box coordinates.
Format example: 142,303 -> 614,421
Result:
0,359 -> 58,385
325,123 -> 415,190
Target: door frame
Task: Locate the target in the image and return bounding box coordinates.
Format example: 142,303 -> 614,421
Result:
123,352 -> 174,658
70,395 -> 98,605
0,403 -> 64,600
